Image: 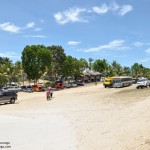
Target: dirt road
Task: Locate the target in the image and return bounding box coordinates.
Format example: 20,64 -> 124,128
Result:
1,83 -> 150,150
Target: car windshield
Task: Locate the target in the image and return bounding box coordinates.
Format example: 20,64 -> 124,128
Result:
27,86 -> 32,88
138,79 -> 146,82
105,79 -> 111,82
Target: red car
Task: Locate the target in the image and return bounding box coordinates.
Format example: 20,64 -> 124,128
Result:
55,82 -> 64,89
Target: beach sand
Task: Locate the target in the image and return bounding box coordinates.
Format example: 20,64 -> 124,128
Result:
0,83 -> 150,150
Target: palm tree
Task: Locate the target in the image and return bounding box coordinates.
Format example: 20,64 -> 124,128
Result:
111,61 -> 123,76
88,58 -> 94,71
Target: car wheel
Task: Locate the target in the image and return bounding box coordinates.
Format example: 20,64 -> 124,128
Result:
10,98 -> 15,104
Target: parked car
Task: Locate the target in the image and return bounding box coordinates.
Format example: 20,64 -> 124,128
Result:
41,86 -> 47,91
70,82 -> 78,87
132,78 -> 138,84
75,80 -> 85,86
22,86 -> 33,92
55,82 -> 64,89
21,86 -> 27,91
1,87 -> 9,91
136,78 -> 150,89
64,83 -> 72,88
1,87 -> 18,93
0,91 -> 18,104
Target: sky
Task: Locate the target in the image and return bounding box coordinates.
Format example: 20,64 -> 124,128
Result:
0,0 -> 150,68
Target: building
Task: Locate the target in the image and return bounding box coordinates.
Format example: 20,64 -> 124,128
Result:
79,71 -> 101,83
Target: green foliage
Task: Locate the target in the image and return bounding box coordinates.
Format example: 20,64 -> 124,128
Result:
123,66 -> 131,76
93,59 -> 109,76
44,82 -> 50,87
47,45 -> 66,81
88,58 -> 94,70
22,45 -> 52,82
2,44 -> 150,87
110,61 -> 123,76
61,56 -> 88,80
0,57 -> 14,86
131,63 -> 144,78
61,56 -> 74,79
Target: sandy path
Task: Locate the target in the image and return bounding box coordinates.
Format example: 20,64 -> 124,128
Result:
0,83 -> 150,150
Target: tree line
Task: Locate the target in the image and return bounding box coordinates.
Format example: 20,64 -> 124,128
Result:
0,44 -> 150,86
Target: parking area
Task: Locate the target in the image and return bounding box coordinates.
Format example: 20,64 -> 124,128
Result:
0,83 -> 150,150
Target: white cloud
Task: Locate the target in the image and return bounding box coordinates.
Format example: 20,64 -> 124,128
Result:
0,51 -> 20,58
145,48 -> 150,53
118,5 -> 133,16
26,22 -> 35,28
92,2 -> 132,16
34,28 -> 42,31
110,1 -> 120,11
54,8 -> 88,24
133,42 -> 144,47
68,41 -> 81,46
23,35 -> 47,38
133,41 -> 150,47
0,22 -> 41,33
92,4 -> 109,14
139,58 -> 150,63
84,39 -> 129,52
0,22 -> 20,33
54,3 -> 133,24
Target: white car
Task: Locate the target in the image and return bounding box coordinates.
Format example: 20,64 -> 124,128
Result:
136,78 -> 150,89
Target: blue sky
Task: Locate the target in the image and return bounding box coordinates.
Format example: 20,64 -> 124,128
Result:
0,0 -> 150,67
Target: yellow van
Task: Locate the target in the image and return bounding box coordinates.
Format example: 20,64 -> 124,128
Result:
103,77 -> 114,88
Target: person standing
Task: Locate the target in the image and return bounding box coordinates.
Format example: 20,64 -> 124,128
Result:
50,89 -> 53,98
46,91 -> 50,100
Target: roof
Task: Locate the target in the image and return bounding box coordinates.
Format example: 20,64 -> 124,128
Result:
83,71 -> 101,76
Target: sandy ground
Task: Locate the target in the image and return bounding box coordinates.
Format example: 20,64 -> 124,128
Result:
1,83 -> 150,150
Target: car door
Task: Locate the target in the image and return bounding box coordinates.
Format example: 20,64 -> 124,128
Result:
0,92 -> 9,103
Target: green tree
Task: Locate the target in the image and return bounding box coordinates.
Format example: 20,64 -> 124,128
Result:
22,45 -> 52,84
123,66 -> 131,76
110,61 -> 123,76
131,63 -> 144,78
61,56 -> 74,80
73,58 -> 88,80
143,68 -> 150,79
47,45 -> 66,81
93,59 -> 109,76
61,57 -> 88,80
88,58 -> 94,71
0,57 -> 14,85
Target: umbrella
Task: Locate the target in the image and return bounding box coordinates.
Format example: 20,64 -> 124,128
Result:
46,86 -> 52,91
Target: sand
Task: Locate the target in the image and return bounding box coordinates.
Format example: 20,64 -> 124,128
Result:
0,83 -> 150,150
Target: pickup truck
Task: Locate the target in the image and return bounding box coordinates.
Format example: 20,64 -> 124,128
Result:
136,78 -> 150,89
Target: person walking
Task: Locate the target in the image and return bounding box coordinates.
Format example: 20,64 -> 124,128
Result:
46,91 -> 50,100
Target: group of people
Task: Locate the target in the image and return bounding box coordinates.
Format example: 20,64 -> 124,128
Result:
46,89 -> 53,100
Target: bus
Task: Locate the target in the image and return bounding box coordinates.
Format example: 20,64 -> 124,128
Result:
103,76 -> 133,88
103,77 -> 114,88
112,76 -> 133,88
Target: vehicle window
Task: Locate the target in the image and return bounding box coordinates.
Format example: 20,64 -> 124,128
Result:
3,92 -> 9,96
113,80 -> 121,83
138,79 -> 146,82
105,80 -> 110,82
27,86 -> 31,88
